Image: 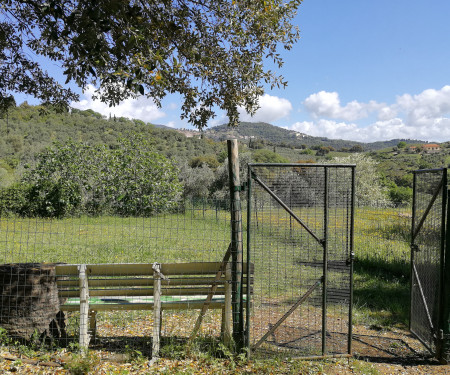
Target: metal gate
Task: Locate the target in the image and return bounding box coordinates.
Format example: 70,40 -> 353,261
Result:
410,168 -> 449,361
246,164 -> 354,358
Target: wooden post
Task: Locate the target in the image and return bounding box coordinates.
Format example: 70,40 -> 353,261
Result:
227,139 -> 243,348
78,264 -> 90,350
152,263 -> 162,360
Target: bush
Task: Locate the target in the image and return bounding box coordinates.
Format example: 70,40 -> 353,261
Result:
0,183 -> 30,216
3,135 -> 182,217
389,186 -> 413,206
252,149 -> 289,163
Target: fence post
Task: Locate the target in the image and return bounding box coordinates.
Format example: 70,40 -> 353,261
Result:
439,180 -> 450,363
227,139 -> 243,349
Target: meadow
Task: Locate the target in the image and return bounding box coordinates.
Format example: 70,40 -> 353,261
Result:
0,202 -> 416,373
0,203 -> 412,328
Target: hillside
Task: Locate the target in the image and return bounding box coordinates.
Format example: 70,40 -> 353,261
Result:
1,104 -> 448,196
0,103 -> 226,169
204,122 -> 426,151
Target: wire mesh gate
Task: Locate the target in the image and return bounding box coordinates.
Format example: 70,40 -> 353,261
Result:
246,164 -> 354,358
410,168 -> 449,362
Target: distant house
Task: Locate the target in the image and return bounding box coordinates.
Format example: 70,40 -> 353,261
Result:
408,144 -> 441,154
422,144 -> 441,154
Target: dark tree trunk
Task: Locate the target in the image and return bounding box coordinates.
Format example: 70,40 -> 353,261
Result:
0,263 -> 66,341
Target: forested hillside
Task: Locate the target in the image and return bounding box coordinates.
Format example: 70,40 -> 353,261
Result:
205,122 -> 424,151
0,103 -> 226,167
1,103 -> 449,214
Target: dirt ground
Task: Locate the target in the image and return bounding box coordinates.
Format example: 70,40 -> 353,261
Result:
0,311 -> 449,374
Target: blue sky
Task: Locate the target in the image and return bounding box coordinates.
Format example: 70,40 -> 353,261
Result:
18,0 -> 450,142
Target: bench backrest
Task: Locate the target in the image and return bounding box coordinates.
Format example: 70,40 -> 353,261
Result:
56,262 -> 252,299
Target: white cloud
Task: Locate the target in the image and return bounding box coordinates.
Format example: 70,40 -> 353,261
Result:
395,85 -> 450,127
71,85 -> 166,123
292,86 -> 450,142
303,91 -> 383,121
238,94 -> 292,123
291,120 -> 361,140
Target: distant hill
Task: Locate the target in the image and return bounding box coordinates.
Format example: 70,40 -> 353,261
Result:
203,122 -> 426,151
0,105 -> 448,195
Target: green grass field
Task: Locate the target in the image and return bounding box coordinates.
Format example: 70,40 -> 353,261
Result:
0,204 -> 411,329
0,203 -> 414,363
0,208 -> 232,265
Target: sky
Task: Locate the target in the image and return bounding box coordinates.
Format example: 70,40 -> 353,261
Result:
16,0 -> 450,143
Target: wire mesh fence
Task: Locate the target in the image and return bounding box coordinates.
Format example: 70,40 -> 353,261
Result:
247,164 -> 354,358
410,168 -> 447,356
0,169 -> 437,363
0,199 -> 232,357
354,201 -> 411,275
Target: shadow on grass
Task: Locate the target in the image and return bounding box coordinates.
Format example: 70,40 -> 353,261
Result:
353,258 -> 410,328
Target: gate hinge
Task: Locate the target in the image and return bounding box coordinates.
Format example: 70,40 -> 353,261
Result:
438,330 -> 450,340
346,252 -> 355,266
233,181 -> 248,192
410,244 -> 420,252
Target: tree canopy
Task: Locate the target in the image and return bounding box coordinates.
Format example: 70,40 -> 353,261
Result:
0,0 -> 302,128
0,135 -> 182,217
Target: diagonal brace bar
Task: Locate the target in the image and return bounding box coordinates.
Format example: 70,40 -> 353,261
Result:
189,243 -> 232,341
412,263 -> 435,331
252,277 -> 323,350
413,177 -> 444,242
252,172 -> 324,246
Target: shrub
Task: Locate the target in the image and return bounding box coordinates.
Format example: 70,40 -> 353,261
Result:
389,186 -> 413,206
4,134 -> 182,217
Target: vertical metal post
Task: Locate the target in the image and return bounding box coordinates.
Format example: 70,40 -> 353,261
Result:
322,167 -> 329,355
410,171 -> 417,332
227,139 -> 243,349
438,169 -> 449,363
348,166 -> 356,355
444,180 -> 450,363
246,165 -> 252,354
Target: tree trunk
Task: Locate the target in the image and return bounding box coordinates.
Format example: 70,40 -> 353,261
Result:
0,263 -> 66,341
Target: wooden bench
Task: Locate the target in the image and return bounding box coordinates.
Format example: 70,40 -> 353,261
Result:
55,259 -> 252,358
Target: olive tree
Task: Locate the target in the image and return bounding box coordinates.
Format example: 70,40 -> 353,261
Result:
0,0 -> 302,128
329,153 -> 390,207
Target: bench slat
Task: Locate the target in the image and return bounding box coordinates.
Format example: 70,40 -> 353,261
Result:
57,276 -> 227,288
57,276 -> 251,288
60,287 -> 232,298
56,262 -> 253,276
59,286 -> 251,298
60,301 -> 226,311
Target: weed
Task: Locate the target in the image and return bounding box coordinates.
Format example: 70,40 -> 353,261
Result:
64,350 -> 100,375
0,327 -> 11,346
350,358 -> 380,374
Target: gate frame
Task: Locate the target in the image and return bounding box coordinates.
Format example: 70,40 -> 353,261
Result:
410,167 -> 449,363
246,163 -> 355,358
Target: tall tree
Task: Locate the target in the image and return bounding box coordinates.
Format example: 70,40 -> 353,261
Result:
0,0 -> 302,128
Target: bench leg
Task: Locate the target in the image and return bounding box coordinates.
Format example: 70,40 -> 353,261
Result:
78,264 -> 90,351
152,263 -> 162,360
89,310 -> 97,341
